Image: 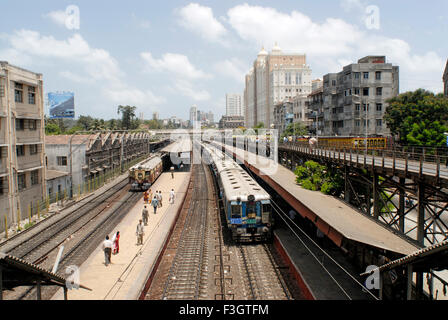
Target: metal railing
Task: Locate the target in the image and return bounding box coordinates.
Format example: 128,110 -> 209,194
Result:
278,142 -> 448,181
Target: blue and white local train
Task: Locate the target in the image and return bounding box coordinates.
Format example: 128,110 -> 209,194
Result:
202,143 -> 273,242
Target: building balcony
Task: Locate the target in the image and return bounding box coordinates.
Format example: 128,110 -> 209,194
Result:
16,129 -> 42,144
17,155 -> 42,171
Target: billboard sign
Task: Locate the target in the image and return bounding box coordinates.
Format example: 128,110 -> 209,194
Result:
48,92 -> 75,119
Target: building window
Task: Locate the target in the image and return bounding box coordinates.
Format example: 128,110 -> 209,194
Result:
376,87 -> 383,96
355,120 -> 361,127
376,103 -> 383,111
355,104 -> 361,111
18,173 -> 26,191
28,86 -> 36,105
30,144 -> 38,155
16,119 -> 25,130
29,120 -> 37,130
16,145 -> 25,157
31,170 -> 39,186
363,87 -> 369,96
354,72 -> 360,79
363,72 -> 369,79
375,71 -> 382,80
14,82 -> 23,103
363,104 -> 369,111
354,88 -> 360,95
332,80 -> 336,86
57,156 -> 68,166
376,119 -> 382,127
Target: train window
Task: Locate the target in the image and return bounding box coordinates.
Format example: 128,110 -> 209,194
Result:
262,204 -> 271,214
247,202 -> 256,215
231,205 -> 241,218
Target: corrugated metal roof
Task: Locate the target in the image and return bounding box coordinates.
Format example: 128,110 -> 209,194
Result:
361,240 -> 448,276
0,252 -> 91,290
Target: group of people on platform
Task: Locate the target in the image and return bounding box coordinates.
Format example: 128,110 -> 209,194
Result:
102,231 -> 120,267
102,183 -> 178,266
136,188 -> 176,246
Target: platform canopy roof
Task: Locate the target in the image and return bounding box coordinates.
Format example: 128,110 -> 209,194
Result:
0,252 -> 91,298
361,240 -> 448,276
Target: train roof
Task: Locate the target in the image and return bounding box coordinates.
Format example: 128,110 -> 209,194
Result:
202,143 -> 270,202
130,155 -> 162,171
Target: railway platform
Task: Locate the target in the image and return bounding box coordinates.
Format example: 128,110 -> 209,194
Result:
212,141 -> 421,299
51,171 -> 191,300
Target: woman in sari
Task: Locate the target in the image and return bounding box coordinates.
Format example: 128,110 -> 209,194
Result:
112,231 -> 120,254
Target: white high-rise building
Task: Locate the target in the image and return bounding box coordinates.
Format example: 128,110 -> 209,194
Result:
226,93 -> 245,117
244,44 -> 312,128
189,104 -> 198,125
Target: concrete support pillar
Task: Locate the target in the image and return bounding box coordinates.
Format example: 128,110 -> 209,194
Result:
398,178 -> 405,233
407,265 -> 413,300
36,280 -> 41,300
372,172 -> 380,219
417,183 -> 425,245
344,166 -> 351,203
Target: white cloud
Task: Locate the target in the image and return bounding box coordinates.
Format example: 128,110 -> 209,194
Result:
44,10 -> 68,27
104,87 -> 166,106
340,0 -> 365,12
214,58 -> 247,84
176,3 -> 228,44
6,30 -> 122,84
227,4 -> 362,56
1,29 -> 167,113
141,51 -> 211,80
174,80 -> 210,101
226,4 -> 445,92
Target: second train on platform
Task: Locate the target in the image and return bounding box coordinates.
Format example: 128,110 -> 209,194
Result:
202,143 -> 273,242
128,154 -> 163,191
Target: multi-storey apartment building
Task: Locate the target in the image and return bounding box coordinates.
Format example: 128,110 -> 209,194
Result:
244,44 -> 312,128
444,59 -> 448,97
226,93 -> 244,117
322,56 -> 399,136
0,62 -> 46,229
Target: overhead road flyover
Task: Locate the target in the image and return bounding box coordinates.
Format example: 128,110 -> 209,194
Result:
212,141 -> 421,257
0,252 -> 91,300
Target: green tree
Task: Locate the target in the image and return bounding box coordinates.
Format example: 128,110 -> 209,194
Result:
280,122 -> 308,141
384,89 -> 448,146
117,105 -> 137,130
77,115 -> 94,131
45,122 -> 61,135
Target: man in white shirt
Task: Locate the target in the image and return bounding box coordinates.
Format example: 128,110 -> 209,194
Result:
102,235 -> 113,266
169,189 -> 175,204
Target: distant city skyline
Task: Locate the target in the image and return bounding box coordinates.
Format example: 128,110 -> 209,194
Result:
1,1 -> 447,121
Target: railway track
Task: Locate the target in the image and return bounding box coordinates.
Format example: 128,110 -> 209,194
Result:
146,151 -> 300,300
237,244 -> 292,300
161,163 -> 211,299
0,175 -> 143,300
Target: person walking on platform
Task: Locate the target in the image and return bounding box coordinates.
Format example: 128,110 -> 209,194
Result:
151,196 -> 159,214
136,220 -> 144,245
143,190 -> 149,204
112,231 -> 120,255
102,235 -> 113,266
157,191 -> 163,208
169,189 -> 175,204
142,205 -> 149,226
170,166 -> 174,179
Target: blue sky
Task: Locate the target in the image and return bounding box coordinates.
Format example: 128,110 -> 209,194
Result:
1,0 -> 447,121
